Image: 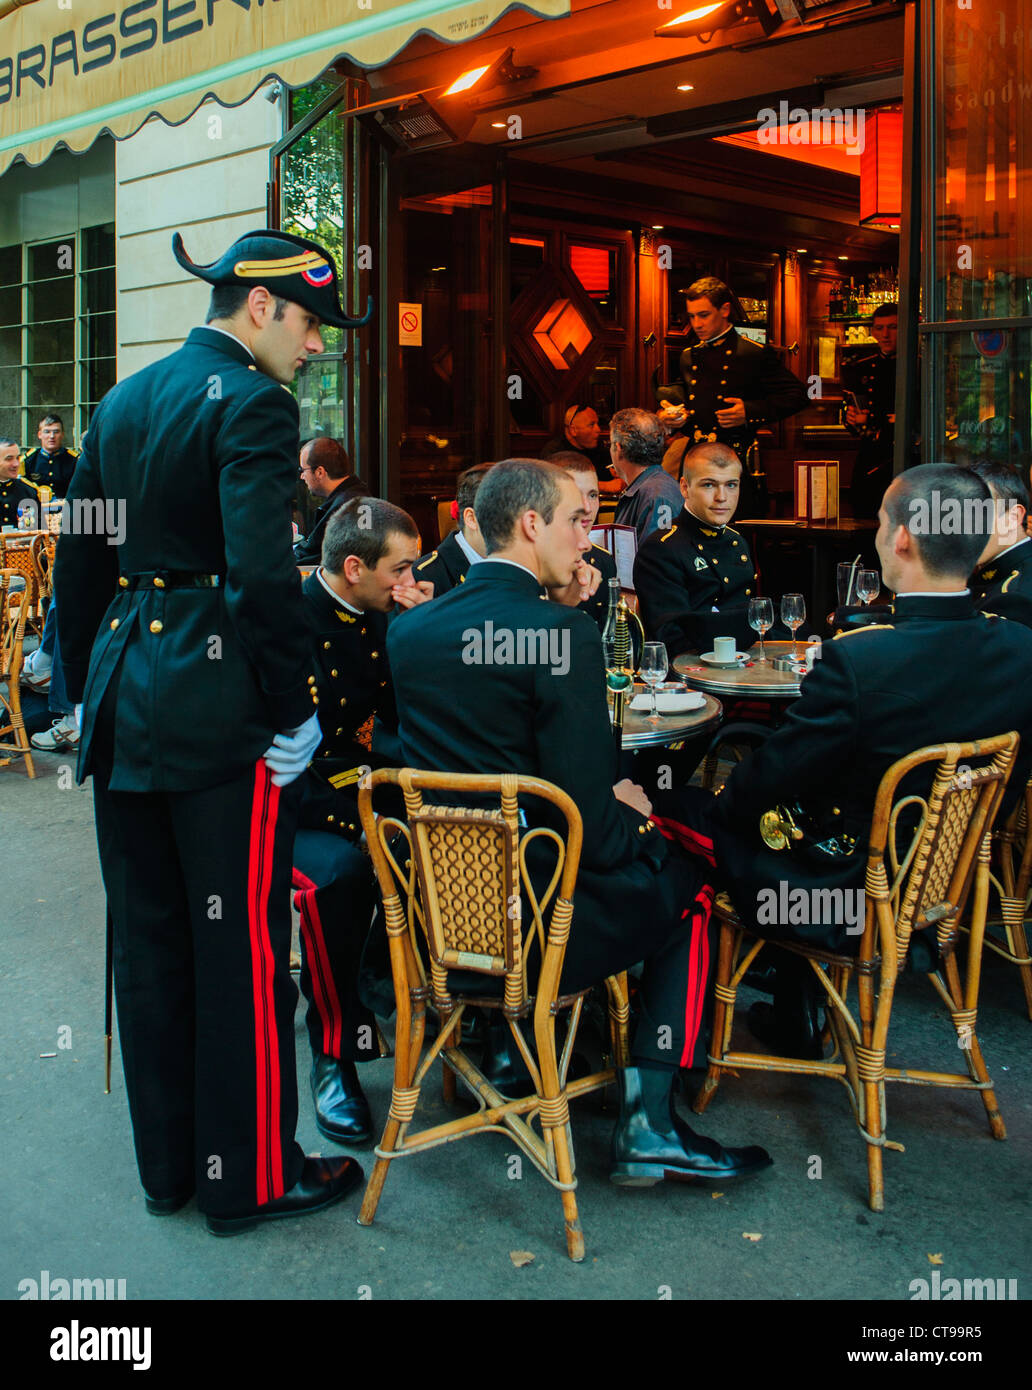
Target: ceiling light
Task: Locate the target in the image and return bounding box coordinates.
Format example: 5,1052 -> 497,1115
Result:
444,65 -> 490,96
677,83 -> 695,92
491,121 -> 506,128
441,47 -> 536,99
656,0 -> 779,40
796,248 -> 808,253
838,255 -> 848,260
652,224 -> 665,229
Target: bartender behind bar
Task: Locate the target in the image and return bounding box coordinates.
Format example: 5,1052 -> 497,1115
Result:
658,277 -> 809,519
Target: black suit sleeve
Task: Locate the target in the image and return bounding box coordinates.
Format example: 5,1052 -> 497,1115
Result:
217,383 -> 312,731
743,346 -> 809,425
54,418 -> 120,702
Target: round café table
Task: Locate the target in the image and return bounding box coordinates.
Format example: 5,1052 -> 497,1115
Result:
673,642 -> 805,700
618,689 -> 722,749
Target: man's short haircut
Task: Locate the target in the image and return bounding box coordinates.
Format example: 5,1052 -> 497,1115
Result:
38,412 -> 64,430
969,458 -> 1030,517
0,436 -> 20,449
322,496 -> 418,572
549,449 -> 596,479
206,283 -> 288,323
610,408 -> 665,470
685,276 -> 732,309
474,458 -> 566,554
871,301 -> 898,321
883,463 -> 995,578
682,441 -> 742,480
456,462 -> 494,517
303,435 -> 352,480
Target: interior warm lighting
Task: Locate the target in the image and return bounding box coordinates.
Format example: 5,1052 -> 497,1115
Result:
838,255 -> 848,260
796,248 -> 808,253
532,297 -> 592,371
491,122 -> 506,128
657,0 -> 778,39
676,83 -> 695,92
652,224 -> 665,229
860,109 -> 903,229
444,64 -> 491,96
661,3 -> 728,28
569,245 -> 611,296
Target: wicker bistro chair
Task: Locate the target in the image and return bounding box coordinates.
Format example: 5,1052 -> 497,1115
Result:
356,767 -> 632,1262
973,775 -> 1032,1021
29,532 -> 57,619
0,568 -> 36,777
692,734 -> 1019,1212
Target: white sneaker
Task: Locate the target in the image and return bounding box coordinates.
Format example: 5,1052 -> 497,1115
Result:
21,649 -> 53,692
30,715 -> 80,750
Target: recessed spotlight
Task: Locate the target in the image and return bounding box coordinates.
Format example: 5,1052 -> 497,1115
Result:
429,265 -> 446,272
838,255 -> 848,260
677,83 -> 695,92
652,224 -> 665,230
796,248 -> 809,254
491,121 -> 506,128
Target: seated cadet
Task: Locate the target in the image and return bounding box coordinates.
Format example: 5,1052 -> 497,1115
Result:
969,458 -> 1032,628
549,450 -> 618,631
0,437 -> 39,527
633,441 -> 758,657
414,462 -> 492,595
294,497 -> 431,1143
21,412 -> 79,499
679,464 -> 1032,1055
388,459 -> 772,1186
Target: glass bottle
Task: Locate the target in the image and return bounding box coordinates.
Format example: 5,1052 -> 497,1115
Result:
601,578 -> 621,671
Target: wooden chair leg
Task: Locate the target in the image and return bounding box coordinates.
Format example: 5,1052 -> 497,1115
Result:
940,951 -> 1006,1140
549,1118 -> 584,1263
999,896 -> 1032,1021
864,1086 -> 885,1214
692,920 -> 737,1115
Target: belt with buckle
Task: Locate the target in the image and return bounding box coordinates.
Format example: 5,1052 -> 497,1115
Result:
120,571 -> 223,590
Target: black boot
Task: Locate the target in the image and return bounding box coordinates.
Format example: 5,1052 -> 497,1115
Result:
311,1055 -> 372,1144
747,959 -> 824,1060
610,1065 -> 772,1185
479,1015 -> 537,1098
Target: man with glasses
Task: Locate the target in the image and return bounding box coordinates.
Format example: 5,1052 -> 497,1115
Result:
294,437 -> 368,564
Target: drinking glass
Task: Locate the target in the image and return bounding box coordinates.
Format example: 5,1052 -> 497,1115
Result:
780,592 -> 806,653
857,570 -> 880,606
748,597 -> 774,664
639,641 -> 669,723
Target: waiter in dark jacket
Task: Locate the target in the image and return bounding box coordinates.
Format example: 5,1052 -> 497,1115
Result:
414,462 -> 492,595
968,459 -> 1032,628
21,412 -> 79,498
294,497 -> 428,1144
665,277 -> 808,519
842,303 -> 898,519
695,465 -> 1032,1051
635,442 -> 759,657
388,459 -> 771,1186
294,436 -> 368,564
55,229 -> 373,1234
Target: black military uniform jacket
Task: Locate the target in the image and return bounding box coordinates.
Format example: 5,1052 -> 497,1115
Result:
293,475 -> 368,565
707,594 -> 1032,951
298,570 -> 400,843
413,529 -> 472,597
22,445 -> 79,498
677,327 -> 808,456
388,561 -> 685,978
842,350 -> 896,519
56,327 -> 315,792
970,538 -> 1032,630
0,474 -> 39,528
633,506 -> 757,656
580,541 -> 618,630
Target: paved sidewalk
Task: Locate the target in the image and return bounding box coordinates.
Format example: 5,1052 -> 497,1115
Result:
3,753 -> 1031,1302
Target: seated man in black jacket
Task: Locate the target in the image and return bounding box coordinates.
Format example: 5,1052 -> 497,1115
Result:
634,441 -> 759,658
293,436 -> 368,564
387,459 -> 771,1187
413,462 -> 492,595
294,497 -> 431,1144
969,458 -> 1032,629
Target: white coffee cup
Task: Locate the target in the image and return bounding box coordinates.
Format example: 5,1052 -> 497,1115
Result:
713,635 -> 736,663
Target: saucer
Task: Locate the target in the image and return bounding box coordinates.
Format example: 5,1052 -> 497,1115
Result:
699,651 -> 748,668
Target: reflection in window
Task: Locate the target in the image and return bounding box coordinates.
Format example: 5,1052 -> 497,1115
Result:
941,328 -> 1031,469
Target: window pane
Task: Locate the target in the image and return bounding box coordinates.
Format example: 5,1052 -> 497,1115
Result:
83,310 -> 115,362
0,324 -> 19,369
83,223 -> 115,271
511,235 -> 545,304
28,274 -> 74,323
0,367 -> 21,440
938,327 -> 1031,468
26,364 -> 73,407
569,242 -> 618,322
296,355 -> 347,442
933,0 -> 1032,322
0,245 -> 19,288
29,239 -> 75,281
83,356 -> 116,411
29,319 -> 74,365
82,266 -> 115,313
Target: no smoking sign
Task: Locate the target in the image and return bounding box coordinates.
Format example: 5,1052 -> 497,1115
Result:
399,302 -> 422,346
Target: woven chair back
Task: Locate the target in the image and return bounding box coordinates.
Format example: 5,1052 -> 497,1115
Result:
1,568 -> 31,682
359,768 -> 583,1014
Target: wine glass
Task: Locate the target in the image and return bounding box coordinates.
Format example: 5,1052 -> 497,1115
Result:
857,570 -> 880,606
748,597 -> 774,664
780,592 -> 806,654
639,641 -> 669,724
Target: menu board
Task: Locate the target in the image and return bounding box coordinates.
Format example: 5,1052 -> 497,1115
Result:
590,523 -> 638,590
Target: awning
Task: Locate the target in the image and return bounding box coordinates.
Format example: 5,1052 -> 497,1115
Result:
0,0 -> 568,175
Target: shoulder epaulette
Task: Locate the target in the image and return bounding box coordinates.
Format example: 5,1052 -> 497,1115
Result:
659,526 -> 678,543
21,477 -> 39,493
1001,570 -> 1020,594
67,447 -> 79,458
415,553 -> 437,571
724,524 -> 742,538
832,623 -> 894,639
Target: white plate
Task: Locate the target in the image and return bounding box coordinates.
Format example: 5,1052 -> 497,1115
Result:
699,651 -> 749,668
630,691 -> 706,714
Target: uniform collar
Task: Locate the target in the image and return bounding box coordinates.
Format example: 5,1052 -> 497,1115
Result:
680,505 -> 728,538
454,529 -> 483,566
187,325 -> 258,369
977,536 -> 1031,577
316,567 -> 363,614
892,591 -> 974,621
467,558 -> 545,596
694,325 -> 736,350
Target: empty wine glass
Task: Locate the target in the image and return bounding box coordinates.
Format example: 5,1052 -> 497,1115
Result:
639,641 -> 669,724
857,570 -> 880,606
781,592 -> 806,653
748,597 -> 774,664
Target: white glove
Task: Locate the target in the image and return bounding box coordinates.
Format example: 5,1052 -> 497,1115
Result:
73,704 -> 83,732
263,711 -> 321,787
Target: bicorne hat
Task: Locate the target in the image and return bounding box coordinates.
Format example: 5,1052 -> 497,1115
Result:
172,228 -> 372,329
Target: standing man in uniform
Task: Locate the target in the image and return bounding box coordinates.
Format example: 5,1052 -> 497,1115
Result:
294,496 -> 430,1144
22,412 -> 79,498
56,229 -> 372,1234
842,302 -> 898,519
667,277 -> 809,519
414,462 -> 492,595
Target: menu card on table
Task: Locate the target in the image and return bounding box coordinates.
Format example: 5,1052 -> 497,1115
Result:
590,523 -> 637,590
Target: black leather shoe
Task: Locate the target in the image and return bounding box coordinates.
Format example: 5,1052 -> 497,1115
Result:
144,1189 -> 193,1215
311,1054 -> 372,1144
747,1000 -> 824,1061
610,1066 -> 772,1185
479,1017 -> 536,1098
206,1156 -> 363,1235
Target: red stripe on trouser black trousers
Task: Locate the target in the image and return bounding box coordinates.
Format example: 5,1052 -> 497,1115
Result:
679,883 -> 714,1067
650,814 -> 717,867
248,763 -> 285,1205
292,867 -> 344,1057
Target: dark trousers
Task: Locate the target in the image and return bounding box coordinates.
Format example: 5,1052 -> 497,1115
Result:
292,830 -> 378,1064
92,746 -> 306,1215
